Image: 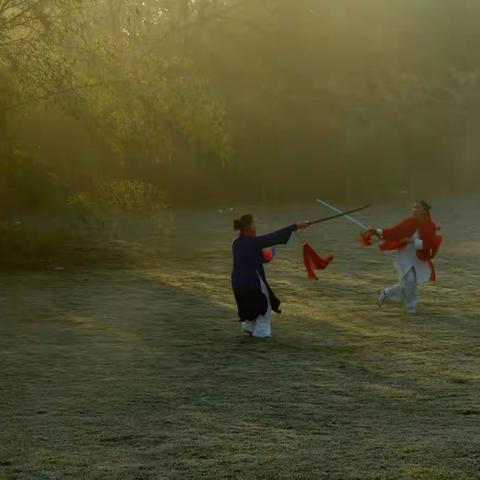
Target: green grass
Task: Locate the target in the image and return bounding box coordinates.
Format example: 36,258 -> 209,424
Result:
1,196 -> 479,479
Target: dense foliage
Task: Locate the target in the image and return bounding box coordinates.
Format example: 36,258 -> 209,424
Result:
1,0 -> 480,214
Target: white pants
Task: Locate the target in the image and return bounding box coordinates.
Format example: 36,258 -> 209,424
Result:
241,309 -> 272,338
383,267 -> 418,312
241,276 -> 272,338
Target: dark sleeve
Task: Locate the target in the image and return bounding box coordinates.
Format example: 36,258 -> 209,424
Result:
255,224 -> 297,249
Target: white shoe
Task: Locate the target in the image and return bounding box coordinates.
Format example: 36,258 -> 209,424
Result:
377,289 -> 386,307
241,320 -> 255,335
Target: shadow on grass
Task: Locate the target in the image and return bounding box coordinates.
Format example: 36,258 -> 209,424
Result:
1,259 -> 479,479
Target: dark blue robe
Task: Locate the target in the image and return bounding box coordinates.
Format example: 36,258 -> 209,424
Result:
231,224 -> 297,322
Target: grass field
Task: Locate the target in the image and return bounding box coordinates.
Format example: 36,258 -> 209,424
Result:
1,195 -> 480,479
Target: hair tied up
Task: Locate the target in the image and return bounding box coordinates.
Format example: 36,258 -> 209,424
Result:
233,214 -> 254,231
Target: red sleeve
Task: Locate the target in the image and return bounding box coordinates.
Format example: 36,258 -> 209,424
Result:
382,218 -> 417,242
418,221 -> 437,255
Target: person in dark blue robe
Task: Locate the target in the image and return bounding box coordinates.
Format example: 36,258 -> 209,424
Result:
231,214 -> 310,337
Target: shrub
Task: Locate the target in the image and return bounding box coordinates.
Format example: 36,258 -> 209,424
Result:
92,180 -> 168,212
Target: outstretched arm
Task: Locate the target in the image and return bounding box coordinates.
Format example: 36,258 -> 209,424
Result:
255,222 -> 310,249
377,219 -> 417,242
362,219 -> 417,247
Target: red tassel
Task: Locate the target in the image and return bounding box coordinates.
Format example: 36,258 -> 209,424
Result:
302,243 -> 333,280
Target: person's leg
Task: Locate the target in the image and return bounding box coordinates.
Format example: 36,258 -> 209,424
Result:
378,282 -> 403,306
253,276 -> 273,338
403,268 -> 418,313
241,320 -> 255,336
252,309 -> 272,338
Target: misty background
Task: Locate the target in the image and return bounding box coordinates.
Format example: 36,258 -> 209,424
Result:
1,0 -> 480,214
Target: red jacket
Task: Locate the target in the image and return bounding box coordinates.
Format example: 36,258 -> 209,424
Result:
380,217 -> 442,281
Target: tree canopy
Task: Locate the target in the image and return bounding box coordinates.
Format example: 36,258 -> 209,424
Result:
1,0 -> 480,213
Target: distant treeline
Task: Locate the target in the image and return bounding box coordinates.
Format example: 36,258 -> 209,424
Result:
1,0 -> 480,215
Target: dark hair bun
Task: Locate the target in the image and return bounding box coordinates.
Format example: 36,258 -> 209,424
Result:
233,214 -> 254,231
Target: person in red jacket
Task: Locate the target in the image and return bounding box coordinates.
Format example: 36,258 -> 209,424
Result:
364,201 -> 442,314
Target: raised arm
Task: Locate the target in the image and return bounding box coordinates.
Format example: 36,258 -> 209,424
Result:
255,222 -> 310,249
255,224 -> 298,249
378,219 -> 417,242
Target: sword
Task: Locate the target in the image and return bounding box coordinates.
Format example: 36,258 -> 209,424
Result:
307,204 -> 372,226
315,198 -> 370,230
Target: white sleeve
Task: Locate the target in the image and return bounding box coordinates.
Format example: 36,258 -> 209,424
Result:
413,238 -> 423,249
376,228 -> 383,237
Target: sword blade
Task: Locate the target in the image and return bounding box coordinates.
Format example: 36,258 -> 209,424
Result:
315,198 -> 369,230
308,204 -> 372,226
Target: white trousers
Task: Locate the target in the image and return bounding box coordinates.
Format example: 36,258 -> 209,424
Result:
241,276 -> 272,338
383,267 -> 418,312
241,309 -> 272,338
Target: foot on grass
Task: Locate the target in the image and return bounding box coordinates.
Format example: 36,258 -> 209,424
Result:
377,289 -> 386,307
